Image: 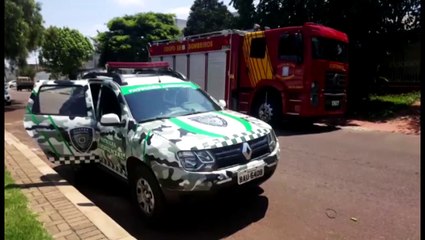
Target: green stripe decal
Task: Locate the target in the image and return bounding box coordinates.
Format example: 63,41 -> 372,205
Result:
47,115 -> 74,155
121,82 -> 198,95
143,130 -> 151,157
169,118 -> 225,138
30,114 -> 60,158
217,111 -> 253,132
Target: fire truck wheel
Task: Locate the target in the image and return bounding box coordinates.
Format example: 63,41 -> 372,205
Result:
253,91 -> 282,125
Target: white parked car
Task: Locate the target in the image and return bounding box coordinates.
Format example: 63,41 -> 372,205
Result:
24,71 -> 280,222
4,87 -> 11,105
8,80 -> 16,89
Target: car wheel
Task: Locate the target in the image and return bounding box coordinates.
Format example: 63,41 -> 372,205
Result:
130,165 -> 165,223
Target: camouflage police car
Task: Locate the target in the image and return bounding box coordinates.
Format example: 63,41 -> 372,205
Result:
24,63 -> 280,221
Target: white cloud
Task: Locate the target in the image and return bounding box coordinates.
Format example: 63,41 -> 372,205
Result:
166,6 -> 191,20
113,0 -> 145,8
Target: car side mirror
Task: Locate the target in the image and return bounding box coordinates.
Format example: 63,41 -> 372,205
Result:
218,99 -> 227,108
100,113 -> 121,126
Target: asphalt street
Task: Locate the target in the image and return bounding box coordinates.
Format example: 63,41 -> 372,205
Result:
5,89 -> 420,240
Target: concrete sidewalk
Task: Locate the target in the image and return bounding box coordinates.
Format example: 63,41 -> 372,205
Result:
4,130 -> 136,240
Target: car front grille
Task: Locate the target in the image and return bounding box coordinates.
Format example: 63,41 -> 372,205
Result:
211,135 -> 270,169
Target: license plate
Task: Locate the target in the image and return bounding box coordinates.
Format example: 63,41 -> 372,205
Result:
237,166 -> 264,185
331,100 -> 340,106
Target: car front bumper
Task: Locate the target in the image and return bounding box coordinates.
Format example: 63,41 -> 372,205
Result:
153,144 -> 280,198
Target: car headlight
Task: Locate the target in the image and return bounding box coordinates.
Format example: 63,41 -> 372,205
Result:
177,150 -> 215,171
267,130 -> 277,152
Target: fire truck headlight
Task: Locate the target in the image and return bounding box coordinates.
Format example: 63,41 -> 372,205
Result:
310,81 -> 319,107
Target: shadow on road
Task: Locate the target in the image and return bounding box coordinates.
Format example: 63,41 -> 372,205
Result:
4,173 -> 71,190
4,101 -> 26,112
53,164 -> 269,240
274,122 -> 342,136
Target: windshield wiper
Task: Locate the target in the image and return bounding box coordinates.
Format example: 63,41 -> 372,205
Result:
138,110 -> 212,123
138,116 -> 171,123
180,110 -> 212,117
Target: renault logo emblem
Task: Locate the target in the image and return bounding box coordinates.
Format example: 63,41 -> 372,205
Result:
242,142 -> 252,160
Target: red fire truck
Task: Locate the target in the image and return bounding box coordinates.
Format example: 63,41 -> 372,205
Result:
149,22 -> 349,124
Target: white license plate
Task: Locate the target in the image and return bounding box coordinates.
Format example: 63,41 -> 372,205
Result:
237,166 -> 264,185
331,100 -> 340,106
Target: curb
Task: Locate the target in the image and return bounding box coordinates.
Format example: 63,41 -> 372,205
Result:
5,130 -> 136,240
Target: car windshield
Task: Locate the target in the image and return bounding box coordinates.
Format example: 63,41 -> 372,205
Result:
312,37 -> 348,63
122,82 -> 221,123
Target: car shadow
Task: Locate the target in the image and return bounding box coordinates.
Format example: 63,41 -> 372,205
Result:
53,164 -> 269,240
4,173 -> 71,190
4,101 -> 26,112
274,121 -> 342,136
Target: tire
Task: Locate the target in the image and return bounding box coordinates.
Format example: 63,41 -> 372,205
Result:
252,91 -> 282,125
129,164 -> 166,224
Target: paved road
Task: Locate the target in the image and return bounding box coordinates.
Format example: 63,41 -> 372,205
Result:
5,89 -> 420,240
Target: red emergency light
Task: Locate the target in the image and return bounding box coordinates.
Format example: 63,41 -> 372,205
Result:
106,61 -> 169,69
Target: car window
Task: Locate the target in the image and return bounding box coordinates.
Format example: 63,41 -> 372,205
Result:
32,85 -> 87,116
89,83 -> 101,117
123,84 -> 220,123
97,86 -> 122,121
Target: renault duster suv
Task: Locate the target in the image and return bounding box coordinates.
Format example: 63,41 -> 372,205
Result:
24,71 -> 280,221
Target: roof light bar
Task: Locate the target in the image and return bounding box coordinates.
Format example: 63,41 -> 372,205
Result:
106,61 -> 169,69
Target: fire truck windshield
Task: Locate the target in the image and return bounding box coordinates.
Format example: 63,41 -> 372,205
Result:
312,37 -> 348,63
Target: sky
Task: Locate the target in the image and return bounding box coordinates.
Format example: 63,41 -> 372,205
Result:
27,0 -> 237,63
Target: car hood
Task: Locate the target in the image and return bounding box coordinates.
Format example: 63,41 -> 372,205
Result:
140,110 -> 273,150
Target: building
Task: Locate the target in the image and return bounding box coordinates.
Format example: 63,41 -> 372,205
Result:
175,18 -> 187,31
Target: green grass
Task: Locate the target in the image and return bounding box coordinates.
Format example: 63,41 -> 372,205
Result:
370,91 -> 421,106
5,170 -> 52,240
350,91 -> 421,121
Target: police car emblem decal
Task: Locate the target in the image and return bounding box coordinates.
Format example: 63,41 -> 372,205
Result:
189,115 -> 228,127
69,127 -> 94,153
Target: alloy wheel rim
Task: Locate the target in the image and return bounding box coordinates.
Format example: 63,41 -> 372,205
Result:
136,178 -> 155,215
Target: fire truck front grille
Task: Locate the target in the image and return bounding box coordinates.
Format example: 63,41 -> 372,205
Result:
211,135 -> 270,169
324,72 -> 346,111
325,72 -> 346,93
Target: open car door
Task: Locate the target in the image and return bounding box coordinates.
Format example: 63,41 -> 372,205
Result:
23,80 -> 100,164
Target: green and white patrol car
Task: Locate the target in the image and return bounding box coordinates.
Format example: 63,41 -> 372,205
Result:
24,70 -> 280,221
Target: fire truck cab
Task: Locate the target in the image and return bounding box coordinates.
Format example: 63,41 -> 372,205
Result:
150,22 -> 349,124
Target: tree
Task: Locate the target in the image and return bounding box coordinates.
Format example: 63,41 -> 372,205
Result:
184,0 -> 235,36
96,12 -> 181,67
4,0 -> 44,66
39,27 -> 94,79
18,65 -> 36,80
229,0 -> 256,29
254,0 -> 330,28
